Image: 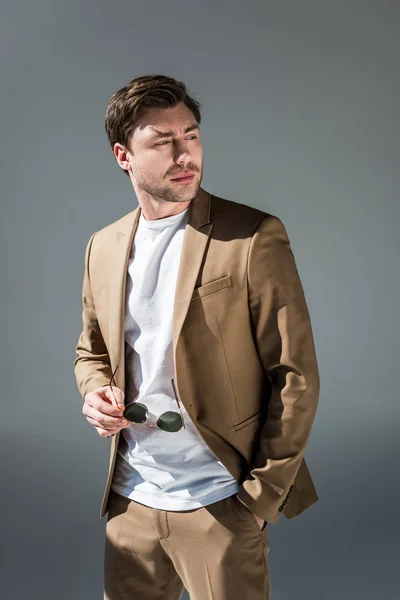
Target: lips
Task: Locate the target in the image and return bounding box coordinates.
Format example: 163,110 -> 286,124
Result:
171,172 -> 195,181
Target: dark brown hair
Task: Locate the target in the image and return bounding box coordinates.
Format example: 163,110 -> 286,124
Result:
105,74 -> 202,175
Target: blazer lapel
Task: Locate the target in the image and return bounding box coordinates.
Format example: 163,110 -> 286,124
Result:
107,185 -> 213,396
172,187 -> 213,379
108,205 -> 141,392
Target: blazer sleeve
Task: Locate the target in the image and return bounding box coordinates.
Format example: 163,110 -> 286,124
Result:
236,215 -> 320,524
74,232 -> 113,401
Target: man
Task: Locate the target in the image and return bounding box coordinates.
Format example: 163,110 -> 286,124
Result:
74,74 -> 320,600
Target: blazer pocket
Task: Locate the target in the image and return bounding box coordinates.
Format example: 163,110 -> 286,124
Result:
233,410 -> 263,432
191,274 -> 232,301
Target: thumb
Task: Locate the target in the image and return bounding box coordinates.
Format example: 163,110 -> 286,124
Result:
104,386 -> 125,407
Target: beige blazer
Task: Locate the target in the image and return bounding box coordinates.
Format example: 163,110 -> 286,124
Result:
74,186 -> 320,524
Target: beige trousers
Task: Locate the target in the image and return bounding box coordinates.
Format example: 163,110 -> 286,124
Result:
104,488 -> 271,600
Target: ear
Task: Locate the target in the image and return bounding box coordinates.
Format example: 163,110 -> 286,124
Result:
113,143 -> 131,171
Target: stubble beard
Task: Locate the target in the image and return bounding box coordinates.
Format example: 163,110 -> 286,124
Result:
132,164 -> 202,203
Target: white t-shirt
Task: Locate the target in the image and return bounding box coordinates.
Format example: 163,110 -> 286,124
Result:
111,206 -> 239,510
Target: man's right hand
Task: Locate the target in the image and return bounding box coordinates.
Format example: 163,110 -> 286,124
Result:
82,385 -> 131,437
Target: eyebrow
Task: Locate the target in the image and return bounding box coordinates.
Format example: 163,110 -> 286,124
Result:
149,123 -> 199,139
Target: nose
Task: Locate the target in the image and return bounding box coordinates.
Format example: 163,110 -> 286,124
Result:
173,140 -> 192,165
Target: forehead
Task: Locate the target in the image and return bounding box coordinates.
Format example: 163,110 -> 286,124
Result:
133,102 -> 198,140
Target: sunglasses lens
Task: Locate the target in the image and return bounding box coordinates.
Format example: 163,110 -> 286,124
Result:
124,402 -> 147,423
156,411 -> 183,433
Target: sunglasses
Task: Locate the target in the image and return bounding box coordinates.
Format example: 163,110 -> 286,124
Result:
109,365 -> 185,433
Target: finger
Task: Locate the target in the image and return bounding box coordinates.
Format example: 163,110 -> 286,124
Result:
86,407 -> 128,429
85,393 -> 125,418
99,386 -> 125,411
86,385 -> 125,407
92,420 -> 131,437
88,416 -> 131,434
102,386 -> 125,407
94,426 -> 116,438
87,416 -> 106,429
83,398 -> 123,421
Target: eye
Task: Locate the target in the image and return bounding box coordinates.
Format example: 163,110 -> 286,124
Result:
155,135 -> 198,146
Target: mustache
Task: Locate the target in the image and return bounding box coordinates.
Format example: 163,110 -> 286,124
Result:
169,166 -> 198,177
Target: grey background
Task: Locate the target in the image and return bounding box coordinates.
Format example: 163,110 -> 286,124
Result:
1,1 -> 399,599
